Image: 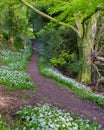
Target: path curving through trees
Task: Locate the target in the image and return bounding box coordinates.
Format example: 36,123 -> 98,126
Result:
27,42 -> 104,127
0,42 -> 104,128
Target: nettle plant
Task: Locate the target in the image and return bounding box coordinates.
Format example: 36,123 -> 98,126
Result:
0,44 -> 34,90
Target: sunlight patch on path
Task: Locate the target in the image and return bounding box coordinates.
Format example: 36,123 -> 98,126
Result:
0,95 -> 11,107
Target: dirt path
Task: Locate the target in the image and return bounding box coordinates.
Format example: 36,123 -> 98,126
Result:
0,42 -> 104,128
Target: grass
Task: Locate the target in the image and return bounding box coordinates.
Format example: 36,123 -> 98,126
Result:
0,120 -> 11,130
38,44 -> 104,107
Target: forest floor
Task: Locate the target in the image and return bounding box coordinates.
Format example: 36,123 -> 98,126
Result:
0,42 -> 104,128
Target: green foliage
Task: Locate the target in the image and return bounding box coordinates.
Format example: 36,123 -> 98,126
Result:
29,1 -> 81,76
66,61 -> 81,74
50,51 -> 70,66
38,26 -> 80,75
39,28 -> 79,75
38,28 -> 63,59
29,5 -> 49,33
0,0 -> 35,49
2,31 -> 9,40
14,37 -> 24,49
35,0 -> 104,24
50,57 -> 66,67
50,50 -> 82,74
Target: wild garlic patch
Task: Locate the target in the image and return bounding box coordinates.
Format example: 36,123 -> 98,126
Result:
17,103 -> 101,130
44,67 -> 104,104
1,46 -> 32,71
0,44 -> 34,90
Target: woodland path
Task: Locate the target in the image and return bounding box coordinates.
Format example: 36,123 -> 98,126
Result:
0,42 -> 104,128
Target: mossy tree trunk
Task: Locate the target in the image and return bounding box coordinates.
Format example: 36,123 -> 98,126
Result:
77,12 -> 99,84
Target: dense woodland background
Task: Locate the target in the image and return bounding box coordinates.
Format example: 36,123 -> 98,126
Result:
0,0 -> 104,90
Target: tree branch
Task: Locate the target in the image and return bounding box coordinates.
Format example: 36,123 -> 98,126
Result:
19,0 -> 82,38
97,76 -> 104,83
96,56 -> 104,62
92,63 -> 101,78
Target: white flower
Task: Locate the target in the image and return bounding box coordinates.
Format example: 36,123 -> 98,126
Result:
41,121 -> 46,127
15,127 -> 19,130
23,126 -> 27,130
26,116 -> 30,121
62,124 -> 65,127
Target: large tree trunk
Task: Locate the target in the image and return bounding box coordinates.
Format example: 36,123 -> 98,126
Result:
77,12 -> 99,84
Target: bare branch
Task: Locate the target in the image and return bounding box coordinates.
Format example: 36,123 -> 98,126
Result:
97,76 -> 104,83
96,56 -> 104,62
92,63 -> 101,77
92,63 -> 104,87
100,63 -> 104,66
